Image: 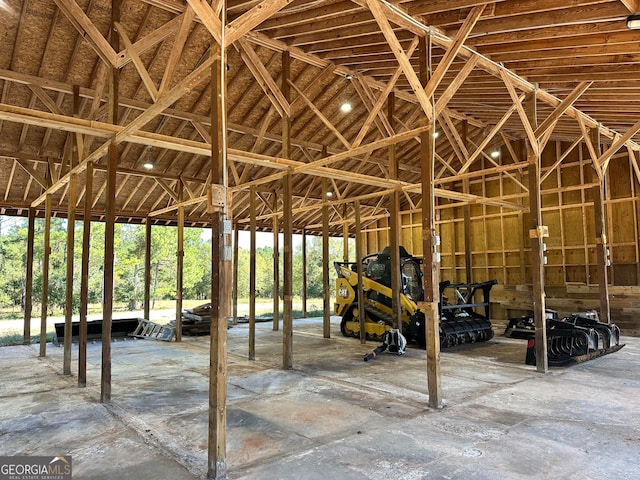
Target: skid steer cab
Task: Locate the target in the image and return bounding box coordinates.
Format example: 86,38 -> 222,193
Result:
334,246 -> 496,349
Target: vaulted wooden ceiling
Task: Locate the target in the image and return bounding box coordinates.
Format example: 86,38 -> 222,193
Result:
1,0 -> 639,235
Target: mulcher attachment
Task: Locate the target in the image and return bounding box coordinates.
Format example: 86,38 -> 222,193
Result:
506,310 -> 624,366
439,280 -> 497,348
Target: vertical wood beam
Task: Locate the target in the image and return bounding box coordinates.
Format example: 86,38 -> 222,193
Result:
282,174 -> 293,369
249,185 -> 256,360
343,205 -> 349,262
419,36 -> 442,409
39,194 -> 51,357
101,0 -> 120,403
590,127 -> 611,323
355,199 -> 365,344
463,120 -> 472,283
593,183 -> 611,323
232,226 -> 239,324
388,92 -> 402,330
23,207 -> 35,344
526,92 -> 548,373
144,220 -> 151,320
63,173 -> 77,376
79,162 -> 92,387
302,228 -> 307,318
322,176 -> 331,338
176,182 -> 184,342
208,32 -> 228,479
272,191 -> 280,331
282,50 -> 293,370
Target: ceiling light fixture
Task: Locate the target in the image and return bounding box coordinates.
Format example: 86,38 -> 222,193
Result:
433,131 -> 439,139
490,150 -> 500,159
627,14 -> 640,29
340,74 -> 353,113
143,146 -> 154,170
326,191 -> 333,198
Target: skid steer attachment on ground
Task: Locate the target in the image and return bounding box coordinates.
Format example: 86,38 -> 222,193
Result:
334,246 -> 497,349
505,310 -> 624,366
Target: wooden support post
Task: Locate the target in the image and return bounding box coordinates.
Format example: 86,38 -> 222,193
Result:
232,226 -> 239,324
388,91 -> 402,330
63,173 -> 77,376
282,50 -> 293,370
462,123 -> 473,283
207,34 -> 228,480
590,127 -> 611,323
79,162 -> 92,387
23,207 -> 35,344
176,182 -> 184,342
101,0 -> 119,403
302,228 -> 307,318
343,204 -> 349,262
144,219 -> 151,320
249,185 -> 256,360
355,199 -> 366,344
419,36 -> 442,409
526,92 -> 548,373
39,194 -> 51,357
272,191 -> 280,331
322,177 -> 331,338
594,183 -> 611,323
283,173 -> 294,369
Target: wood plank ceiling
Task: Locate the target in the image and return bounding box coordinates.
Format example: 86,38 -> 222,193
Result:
0,0 -> 639,235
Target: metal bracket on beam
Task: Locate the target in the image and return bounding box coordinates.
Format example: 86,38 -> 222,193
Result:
529,225 -> 549,239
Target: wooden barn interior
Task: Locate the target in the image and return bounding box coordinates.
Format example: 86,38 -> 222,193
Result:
1,1 -> 640,479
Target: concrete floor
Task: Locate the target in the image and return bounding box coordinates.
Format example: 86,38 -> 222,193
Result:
1,317 -> 639,480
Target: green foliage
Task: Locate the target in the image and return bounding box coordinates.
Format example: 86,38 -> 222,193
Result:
0,214 -> 353,316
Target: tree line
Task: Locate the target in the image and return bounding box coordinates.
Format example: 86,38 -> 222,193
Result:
0,216 -> 347,315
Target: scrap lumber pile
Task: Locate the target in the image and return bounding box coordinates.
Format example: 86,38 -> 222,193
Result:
181,303 -> 213,336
